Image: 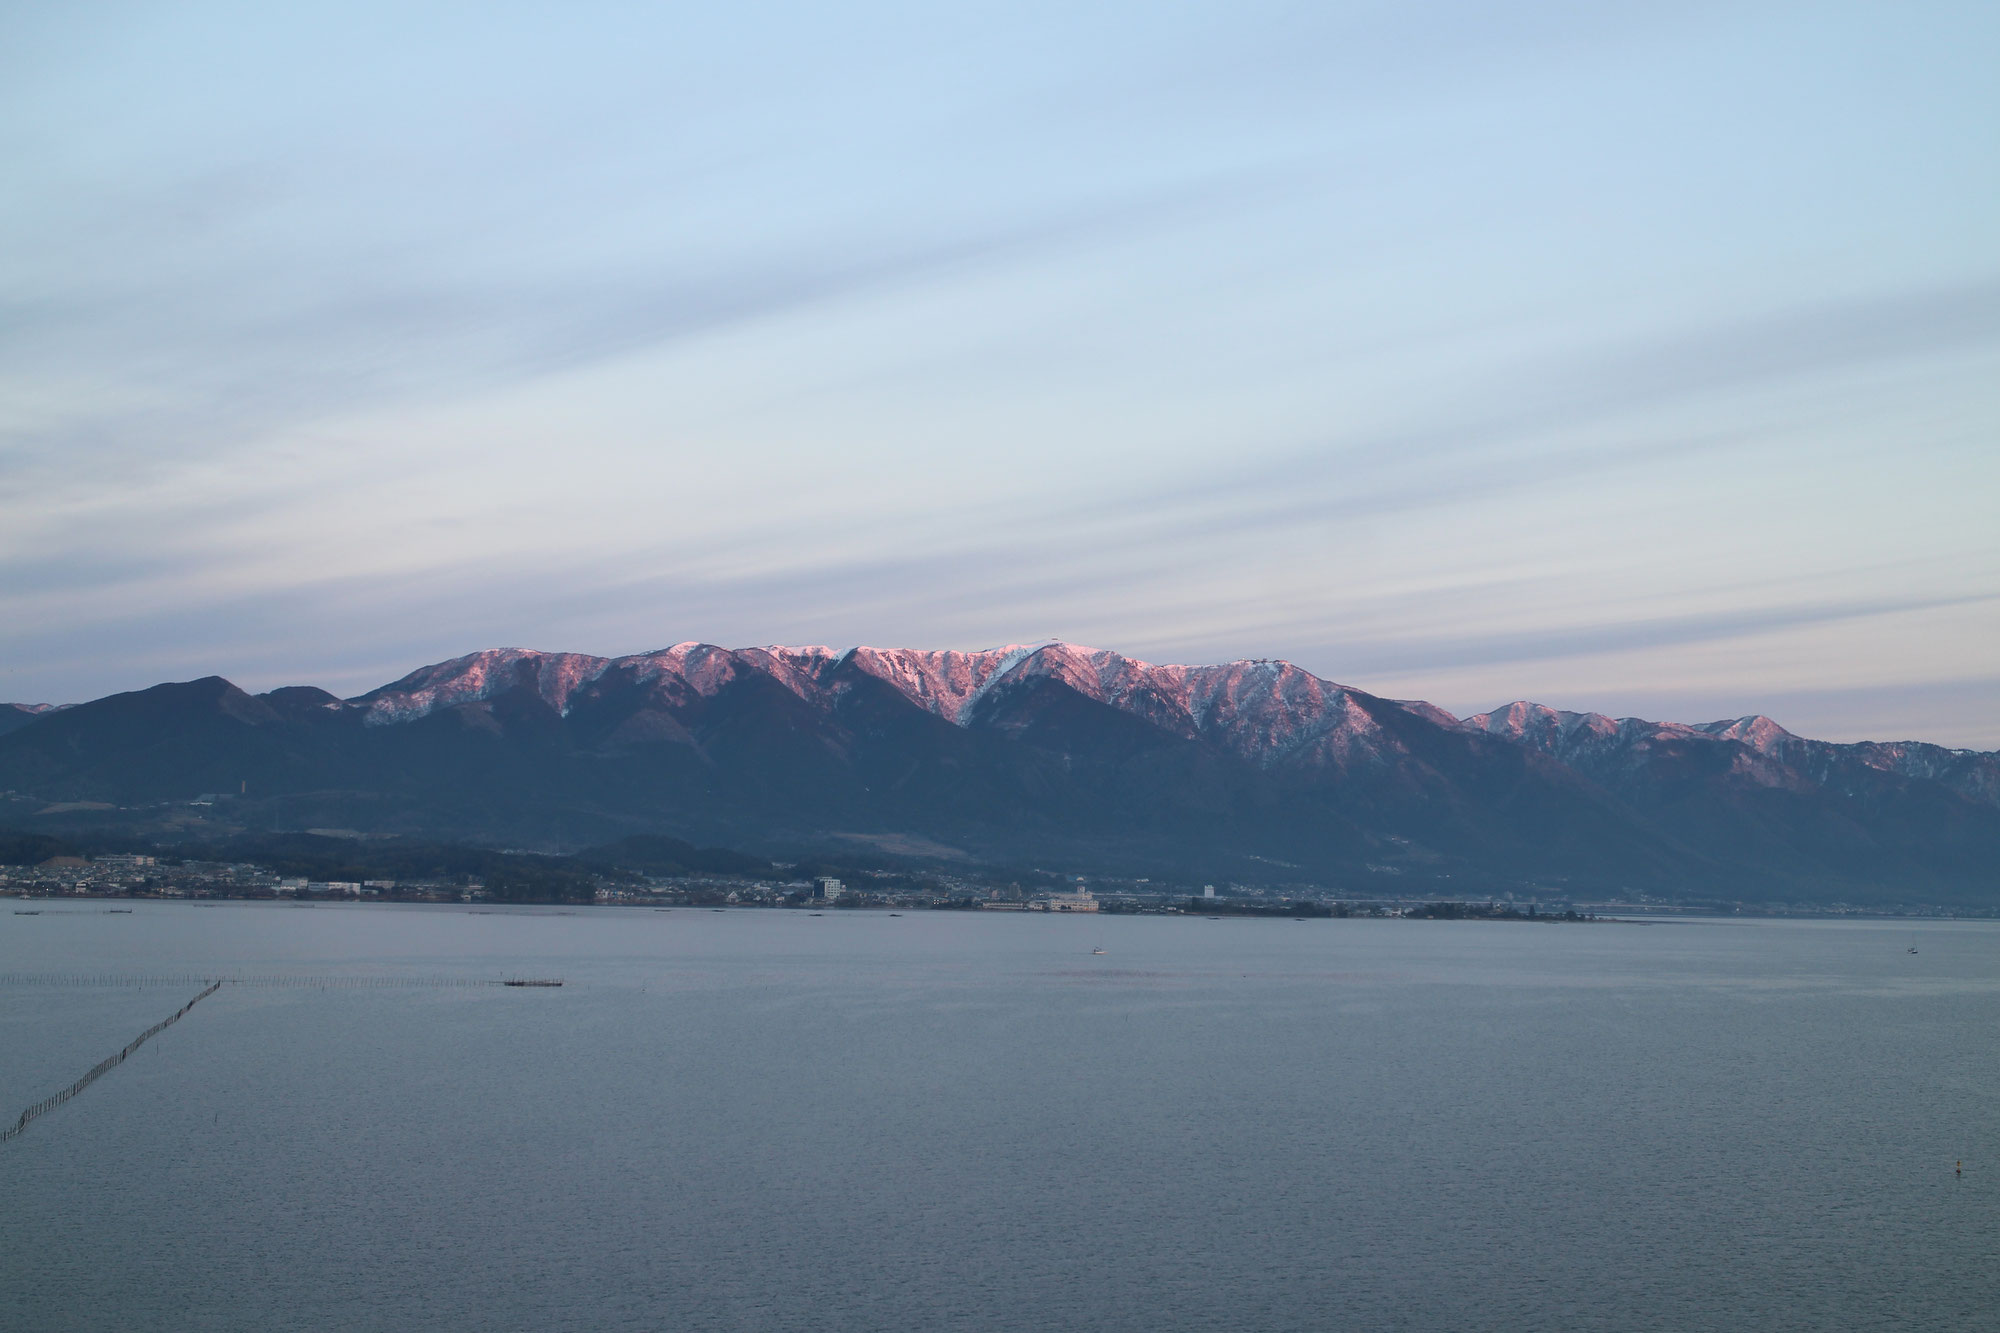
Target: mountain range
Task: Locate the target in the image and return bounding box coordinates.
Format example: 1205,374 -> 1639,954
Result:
3,642 -> 1996,904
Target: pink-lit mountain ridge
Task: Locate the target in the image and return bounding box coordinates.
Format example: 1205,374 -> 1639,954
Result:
356,642 -> 1422,771
352,641 -> 1998,806
0,702 -> 65,739
3,641 -> 1996,902
1464,700 -> 1997,809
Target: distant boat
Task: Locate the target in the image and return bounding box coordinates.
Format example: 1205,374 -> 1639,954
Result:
1909,946 -> 1919,954
503,978 -> 562,987
889,913 -> 902,917
1091,948 -> 1106,955
809,912 -> 823,917
13,910 -> 39,916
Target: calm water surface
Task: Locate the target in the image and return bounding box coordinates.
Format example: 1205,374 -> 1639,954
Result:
2,903 -> 1996,1331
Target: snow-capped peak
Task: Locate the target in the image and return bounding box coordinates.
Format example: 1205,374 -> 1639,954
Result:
356,648 -> 614,724
842,643 -> 1051,724
323,640 -> 1997,806
343,641 -> 1393,768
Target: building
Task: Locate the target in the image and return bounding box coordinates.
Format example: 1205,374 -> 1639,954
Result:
812,876 -> 843,902
95,854 -> 156,869
1032,888 -> 1099,913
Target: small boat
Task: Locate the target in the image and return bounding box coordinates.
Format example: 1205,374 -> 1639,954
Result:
1091,948 -> 1106,955
503,978 -> 563,987
1908,947 -> 1919,954
889,913 -> 902,917
13,910 -> 40,916
105,909 -> 133,914
809,912 -> 823,917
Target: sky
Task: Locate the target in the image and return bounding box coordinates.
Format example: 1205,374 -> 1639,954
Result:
3,1 -> 1997,745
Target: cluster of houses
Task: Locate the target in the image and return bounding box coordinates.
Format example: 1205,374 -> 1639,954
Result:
980,886 -> 1099,913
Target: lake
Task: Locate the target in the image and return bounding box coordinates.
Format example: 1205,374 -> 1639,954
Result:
3,903 -> 1996,1331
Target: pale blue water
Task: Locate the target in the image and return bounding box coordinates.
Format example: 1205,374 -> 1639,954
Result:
2,903 -> 1996,1331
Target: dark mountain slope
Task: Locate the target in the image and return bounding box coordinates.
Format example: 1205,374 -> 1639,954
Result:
0,704 -> 62,738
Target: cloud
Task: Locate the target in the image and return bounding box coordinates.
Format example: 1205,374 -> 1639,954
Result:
1555,278 -> 2000,414
0,160 -> 1268,502
1113,277 -> 2000,542
1296,591 -> 2000,679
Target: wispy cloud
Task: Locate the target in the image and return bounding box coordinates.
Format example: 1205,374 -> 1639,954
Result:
0,170 -> 1258,499
1293,591 -> 2000,679
1116,278 -> 2000,535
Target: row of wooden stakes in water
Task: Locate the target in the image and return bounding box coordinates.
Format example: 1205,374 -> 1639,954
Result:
0,981 -> 223,1144
0,973 -> 561,989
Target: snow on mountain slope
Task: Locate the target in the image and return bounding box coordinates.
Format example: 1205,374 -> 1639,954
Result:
837,642 -> 1390,765
621,642 -> 774,698
1467,701 -> 1799,792
840,644 -> 1048,723
1467,700 -> 2000,807
345,641 -> 1395,766
341,641 -> 1999,807
740,644 -> 842,698
357,649 -> 615,723
0,702 -> 66,738
1174,660 -> 1381,766
357,642 -> 818,724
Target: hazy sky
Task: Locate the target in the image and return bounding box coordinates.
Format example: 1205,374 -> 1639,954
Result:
4,1 -> 1997,744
